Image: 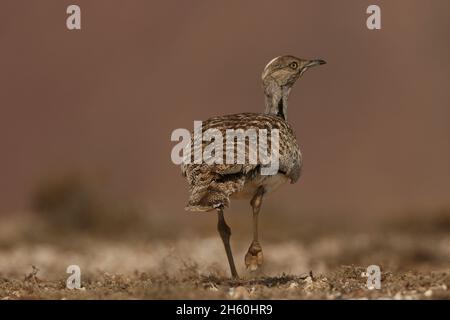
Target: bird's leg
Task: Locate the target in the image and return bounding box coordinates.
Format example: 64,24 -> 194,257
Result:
245,187 -> 264,271
217,209 -> 239,279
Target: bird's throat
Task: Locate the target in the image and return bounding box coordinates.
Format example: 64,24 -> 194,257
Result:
263,81 -> 290,120
265,95 -> 288,121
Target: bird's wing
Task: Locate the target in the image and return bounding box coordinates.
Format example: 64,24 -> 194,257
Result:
180,113 -> 302,211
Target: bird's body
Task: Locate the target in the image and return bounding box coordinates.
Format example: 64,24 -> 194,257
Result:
179,55 -> 326,278
182,112 -> 302,212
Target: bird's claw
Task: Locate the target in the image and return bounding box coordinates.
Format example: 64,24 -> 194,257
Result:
245,241 -> 263,271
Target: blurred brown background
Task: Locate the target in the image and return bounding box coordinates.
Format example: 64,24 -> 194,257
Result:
1,0 -> 449,225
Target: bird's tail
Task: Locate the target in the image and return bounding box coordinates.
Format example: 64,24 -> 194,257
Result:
185,187 -> 230,212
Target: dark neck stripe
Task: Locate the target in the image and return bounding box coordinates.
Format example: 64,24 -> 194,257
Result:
276,99 -> 285,119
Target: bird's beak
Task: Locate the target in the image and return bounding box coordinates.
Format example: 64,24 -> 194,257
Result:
305,59 -> 327,68
299,59 -> 326,76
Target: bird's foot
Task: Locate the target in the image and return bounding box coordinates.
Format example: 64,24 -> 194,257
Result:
245,241 -> 263,271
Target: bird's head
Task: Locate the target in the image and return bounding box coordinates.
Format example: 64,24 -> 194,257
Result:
262,55 -> 326,120
262,55 -> 326,87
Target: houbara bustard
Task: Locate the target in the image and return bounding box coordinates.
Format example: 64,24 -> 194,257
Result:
181,55 -> 326,278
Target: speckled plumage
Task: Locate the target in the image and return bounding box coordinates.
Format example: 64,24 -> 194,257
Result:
182,113 -> 302,211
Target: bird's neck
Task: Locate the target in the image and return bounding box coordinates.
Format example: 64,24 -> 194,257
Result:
264,85 -> 290,121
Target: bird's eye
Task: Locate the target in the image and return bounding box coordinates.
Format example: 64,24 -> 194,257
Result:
289,62 -> 298,69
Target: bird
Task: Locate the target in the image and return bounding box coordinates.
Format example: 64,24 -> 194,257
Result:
181,55 -> 326,278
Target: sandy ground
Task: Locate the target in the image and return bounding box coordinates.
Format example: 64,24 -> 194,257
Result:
0,212 -> 449,299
